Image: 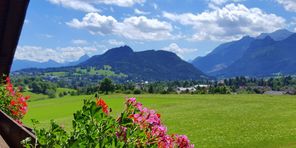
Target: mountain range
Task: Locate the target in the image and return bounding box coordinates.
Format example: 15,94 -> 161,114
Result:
16,46 -> 208,81
192,29 -> 296,77
14,29 -> 296,79
11,54 -> 90,71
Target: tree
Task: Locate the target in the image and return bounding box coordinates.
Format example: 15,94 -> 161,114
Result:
100,78 -> 115,94
59,92 -> 64,98
46,89 -> 56,98
133,89 -> 141,94
148,85 -> 154,94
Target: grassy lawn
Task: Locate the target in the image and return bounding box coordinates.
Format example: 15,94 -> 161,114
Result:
23,94 -> 296,148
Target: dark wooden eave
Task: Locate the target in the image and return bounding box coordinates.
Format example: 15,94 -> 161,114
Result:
0,0 -> 30,76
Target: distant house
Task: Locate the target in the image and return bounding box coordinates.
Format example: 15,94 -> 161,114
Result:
194,84 -> 209,88
264,91 -> 285,95
176,87 -> 196,94
176,84 -> 209,94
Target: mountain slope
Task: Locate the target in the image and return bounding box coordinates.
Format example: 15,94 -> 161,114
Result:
11,54 -> 90,71
257,29 -> 293,41
66,54 -> 90,66
80,46 -> 208,81
192,36 -> 255,74
217,34 -> 296,77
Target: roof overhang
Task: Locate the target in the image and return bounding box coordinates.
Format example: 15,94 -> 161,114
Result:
0,0 -> 30,76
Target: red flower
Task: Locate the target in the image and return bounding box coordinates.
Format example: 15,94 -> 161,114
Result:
25,96 -> 30,100
10,100 -> 16,106
2,76 -> 30,123
96,98 -> 109,114
5,77 -> 11,83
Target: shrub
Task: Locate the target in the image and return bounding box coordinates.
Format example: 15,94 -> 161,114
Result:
124,90 -> 132,94
58,92 -> 64,98
133,89 -> 142,94
0,77 -> 30,123
29,97 -> 194,148
46,89 -> 56,98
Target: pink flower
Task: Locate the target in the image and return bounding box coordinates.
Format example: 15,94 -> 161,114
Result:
135,102 -> 143,111
158,135 -> 174,148
116,126 -> 127,141
152,125 -> 167,137
175,135 -> 194,148
127,98 -> 136,105
19,97 -> 26,102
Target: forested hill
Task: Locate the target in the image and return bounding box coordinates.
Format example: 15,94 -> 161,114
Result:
79,46 -> 208,81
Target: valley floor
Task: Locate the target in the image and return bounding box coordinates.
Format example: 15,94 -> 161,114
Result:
23,94 -> 296,148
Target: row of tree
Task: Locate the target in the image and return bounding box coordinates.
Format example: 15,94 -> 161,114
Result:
11,76 -> 296,96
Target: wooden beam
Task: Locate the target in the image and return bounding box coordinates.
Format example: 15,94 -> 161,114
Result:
0,0 -> 30,76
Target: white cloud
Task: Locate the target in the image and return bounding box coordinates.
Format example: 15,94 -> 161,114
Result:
208,0 -> 245,9
289,17 -> 296,32
40,34 -> 54,38
134,8 -> 150,15
117,16 -> 173,40
276,0 -> 296,12
48,0 -> 145,12
24,19 -> 30,24
96,0 -> 145,7
72,39 -> 89,45
161,43 -> 198,58
164,4 -> 286,41
15,46 -> 98,63
67,13 -> 173,41
66,13 -> 118,35
108,39 -> 125,46
209,0 -> 244,5
48,0 -> 100,12
152,3 -> 158,10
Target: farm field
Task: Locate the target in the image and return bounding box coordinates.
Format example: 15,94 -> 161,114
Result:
23,94 -> 296,148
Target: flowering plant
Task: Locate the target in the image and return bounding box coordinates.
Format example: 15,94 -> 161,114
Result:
0,76 -> 30,123
124,98 -> 194,147
30,97 -> 194,148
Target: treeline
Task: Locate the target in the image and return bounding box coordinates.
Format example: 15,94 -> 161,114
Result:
12,77 -> 58,98
11,76 -> 296,96
223,76 -> 296,94
75,76 -> 296,95
75,79 -> 212,95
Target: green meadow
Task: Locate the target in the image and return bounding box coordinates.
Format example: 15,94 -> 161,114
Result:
23,94 -> 296,148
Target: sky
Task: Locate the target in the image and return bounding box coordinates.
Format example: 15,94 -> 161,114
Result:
15,0 -> 296,63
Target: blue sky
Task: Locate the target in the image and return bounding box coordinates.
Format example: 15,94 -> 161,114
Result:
16,0 -> 296,63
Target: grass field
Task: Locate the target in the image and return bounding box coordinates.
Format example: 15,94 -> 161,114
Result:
23,94 -> 296,148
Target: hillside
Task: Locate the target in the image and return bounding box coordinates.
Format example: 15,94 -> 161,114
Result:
80,46 -> 208,81
192,36 -> 254,74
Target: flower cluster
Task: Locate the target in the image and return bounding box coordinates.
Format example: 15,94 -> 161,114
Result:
0,77 -> 30,123
127,98 -> 194,148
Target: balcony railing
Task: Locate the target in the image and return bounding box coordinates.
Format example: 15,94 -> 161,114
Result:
0,110 -> 36,147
